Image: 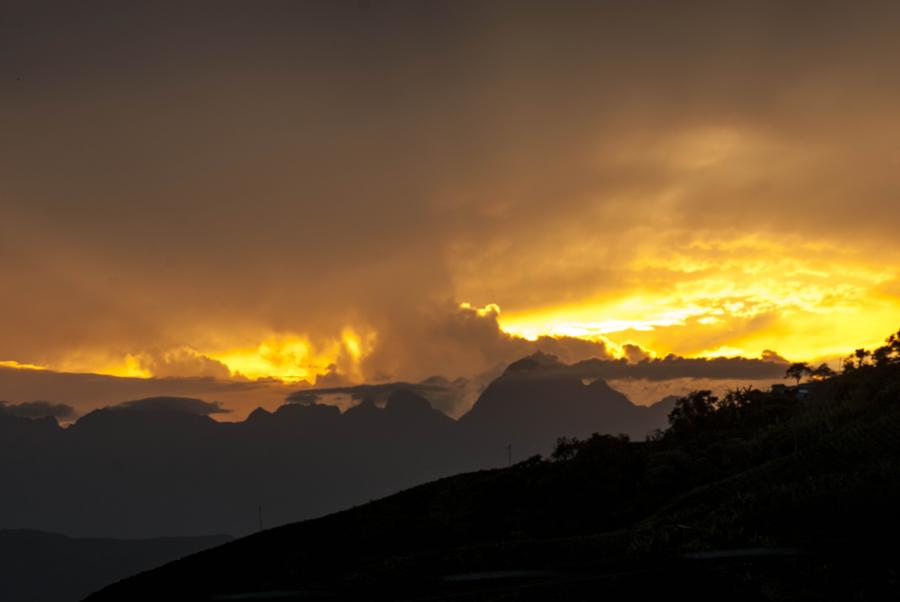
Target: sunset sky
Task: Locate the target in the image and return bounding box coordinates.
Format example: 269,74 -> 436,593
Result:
2,1 -> 899,400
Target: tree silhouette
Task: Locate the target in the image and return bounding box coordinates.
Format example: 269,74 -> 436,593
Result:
873,330 -> 900,366
785,362 -> 812,385
889,330 -> 900,355
668,390 -> 717,435
551,436 -> 579,461
842,356 -> 856,373
811,363 -> 836,380
873,345 -> 892,367
854,348 -> 871,368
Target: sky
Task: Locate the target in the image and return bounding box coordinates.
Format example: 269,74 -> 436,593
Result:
2,1 -> 899,415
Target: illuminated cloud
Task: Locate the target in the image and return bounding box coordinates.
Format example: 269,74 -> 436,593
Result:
133,347 -> 231,380
359,302 -> 613,382
494,235 -> 898,362
1,3 -> 899,385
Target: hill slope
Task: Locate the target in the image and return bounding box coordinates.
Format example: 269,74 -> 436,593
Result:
87,363 -> 900,600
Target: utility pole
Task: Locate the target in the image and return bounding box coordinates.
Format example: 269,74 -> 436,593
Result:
258,505 -> 263,532
507,443 -> 512,467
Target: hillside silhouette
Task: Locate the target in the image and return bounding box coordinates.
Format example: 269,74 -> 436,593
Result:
86,329 -> 900,601
0,357 -> 673,539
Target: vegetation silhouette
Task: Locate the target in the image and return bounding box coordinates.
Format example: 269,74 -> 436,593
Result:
85,328 -> 900,601
811,362 -> 836,380
784,361 -> 811,385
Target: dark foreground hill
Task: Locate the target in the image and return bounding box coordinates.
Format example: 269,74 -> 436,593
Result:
0,530 -> 230,602
0,356 -> 673,538
87,362 -> 900,601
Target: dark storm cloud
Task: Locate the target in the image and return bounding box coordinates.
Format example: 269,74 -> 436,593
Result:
0,365 -> 295,420
623,344 -> 652,364
287,381 -> 454,406
1,1 -> 899,379
0,400 -> 77,420
571,355 -> 788,382
114,396 -> 231,415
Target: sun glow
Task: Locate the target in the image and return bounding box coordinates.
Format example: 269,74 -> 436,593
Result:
0,360 -> 48,371
495,237 -> 900,363
499,275 -> 899,360
48,353 -> 152,379
114,355 -> 153,378
211,335 -> 314,382
209,329 -> 373,383
9,327 -> 378,384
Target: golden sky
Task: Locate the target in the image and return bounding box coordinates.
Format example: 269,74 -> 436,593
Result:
2,2 -> 899,388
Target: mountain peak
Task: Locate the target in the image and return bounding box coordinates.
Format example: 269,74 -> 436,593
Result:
246,407 -> 272,422
385,388 -> 433,413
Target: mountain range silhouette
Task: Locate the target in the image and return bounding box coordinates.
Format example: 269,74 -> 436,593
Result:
0,354 -> 673,538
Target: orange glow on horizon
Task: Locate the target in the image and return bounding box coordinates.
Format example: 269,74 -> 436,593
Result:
496,286 -> 897,364
208,328 -> 375,383
210,331 -> 359,383
4,231 -> 898,381
212,335 -> 315,382
0,360 -> 49,371
3,328 -> 377,384
488,234 -> 900,363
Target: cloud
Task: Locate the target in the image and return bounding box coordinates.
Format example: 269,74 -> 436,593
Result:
134,347 -> 232,380
0,400 -> 77,420
114,396 -> 231,416
761,349 -> 788,363
285,377 -> 478,416
0,365 -> 293,421
287,391 -> 321,406
288,382 -> 447,405
1,2 -> 898,381
623,344 -> 652,364
360,302 -> 613,382
313,363 -> 350,387
571,354 -> 788,382
293,346 -> 789,417
529,334 -> 615,365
